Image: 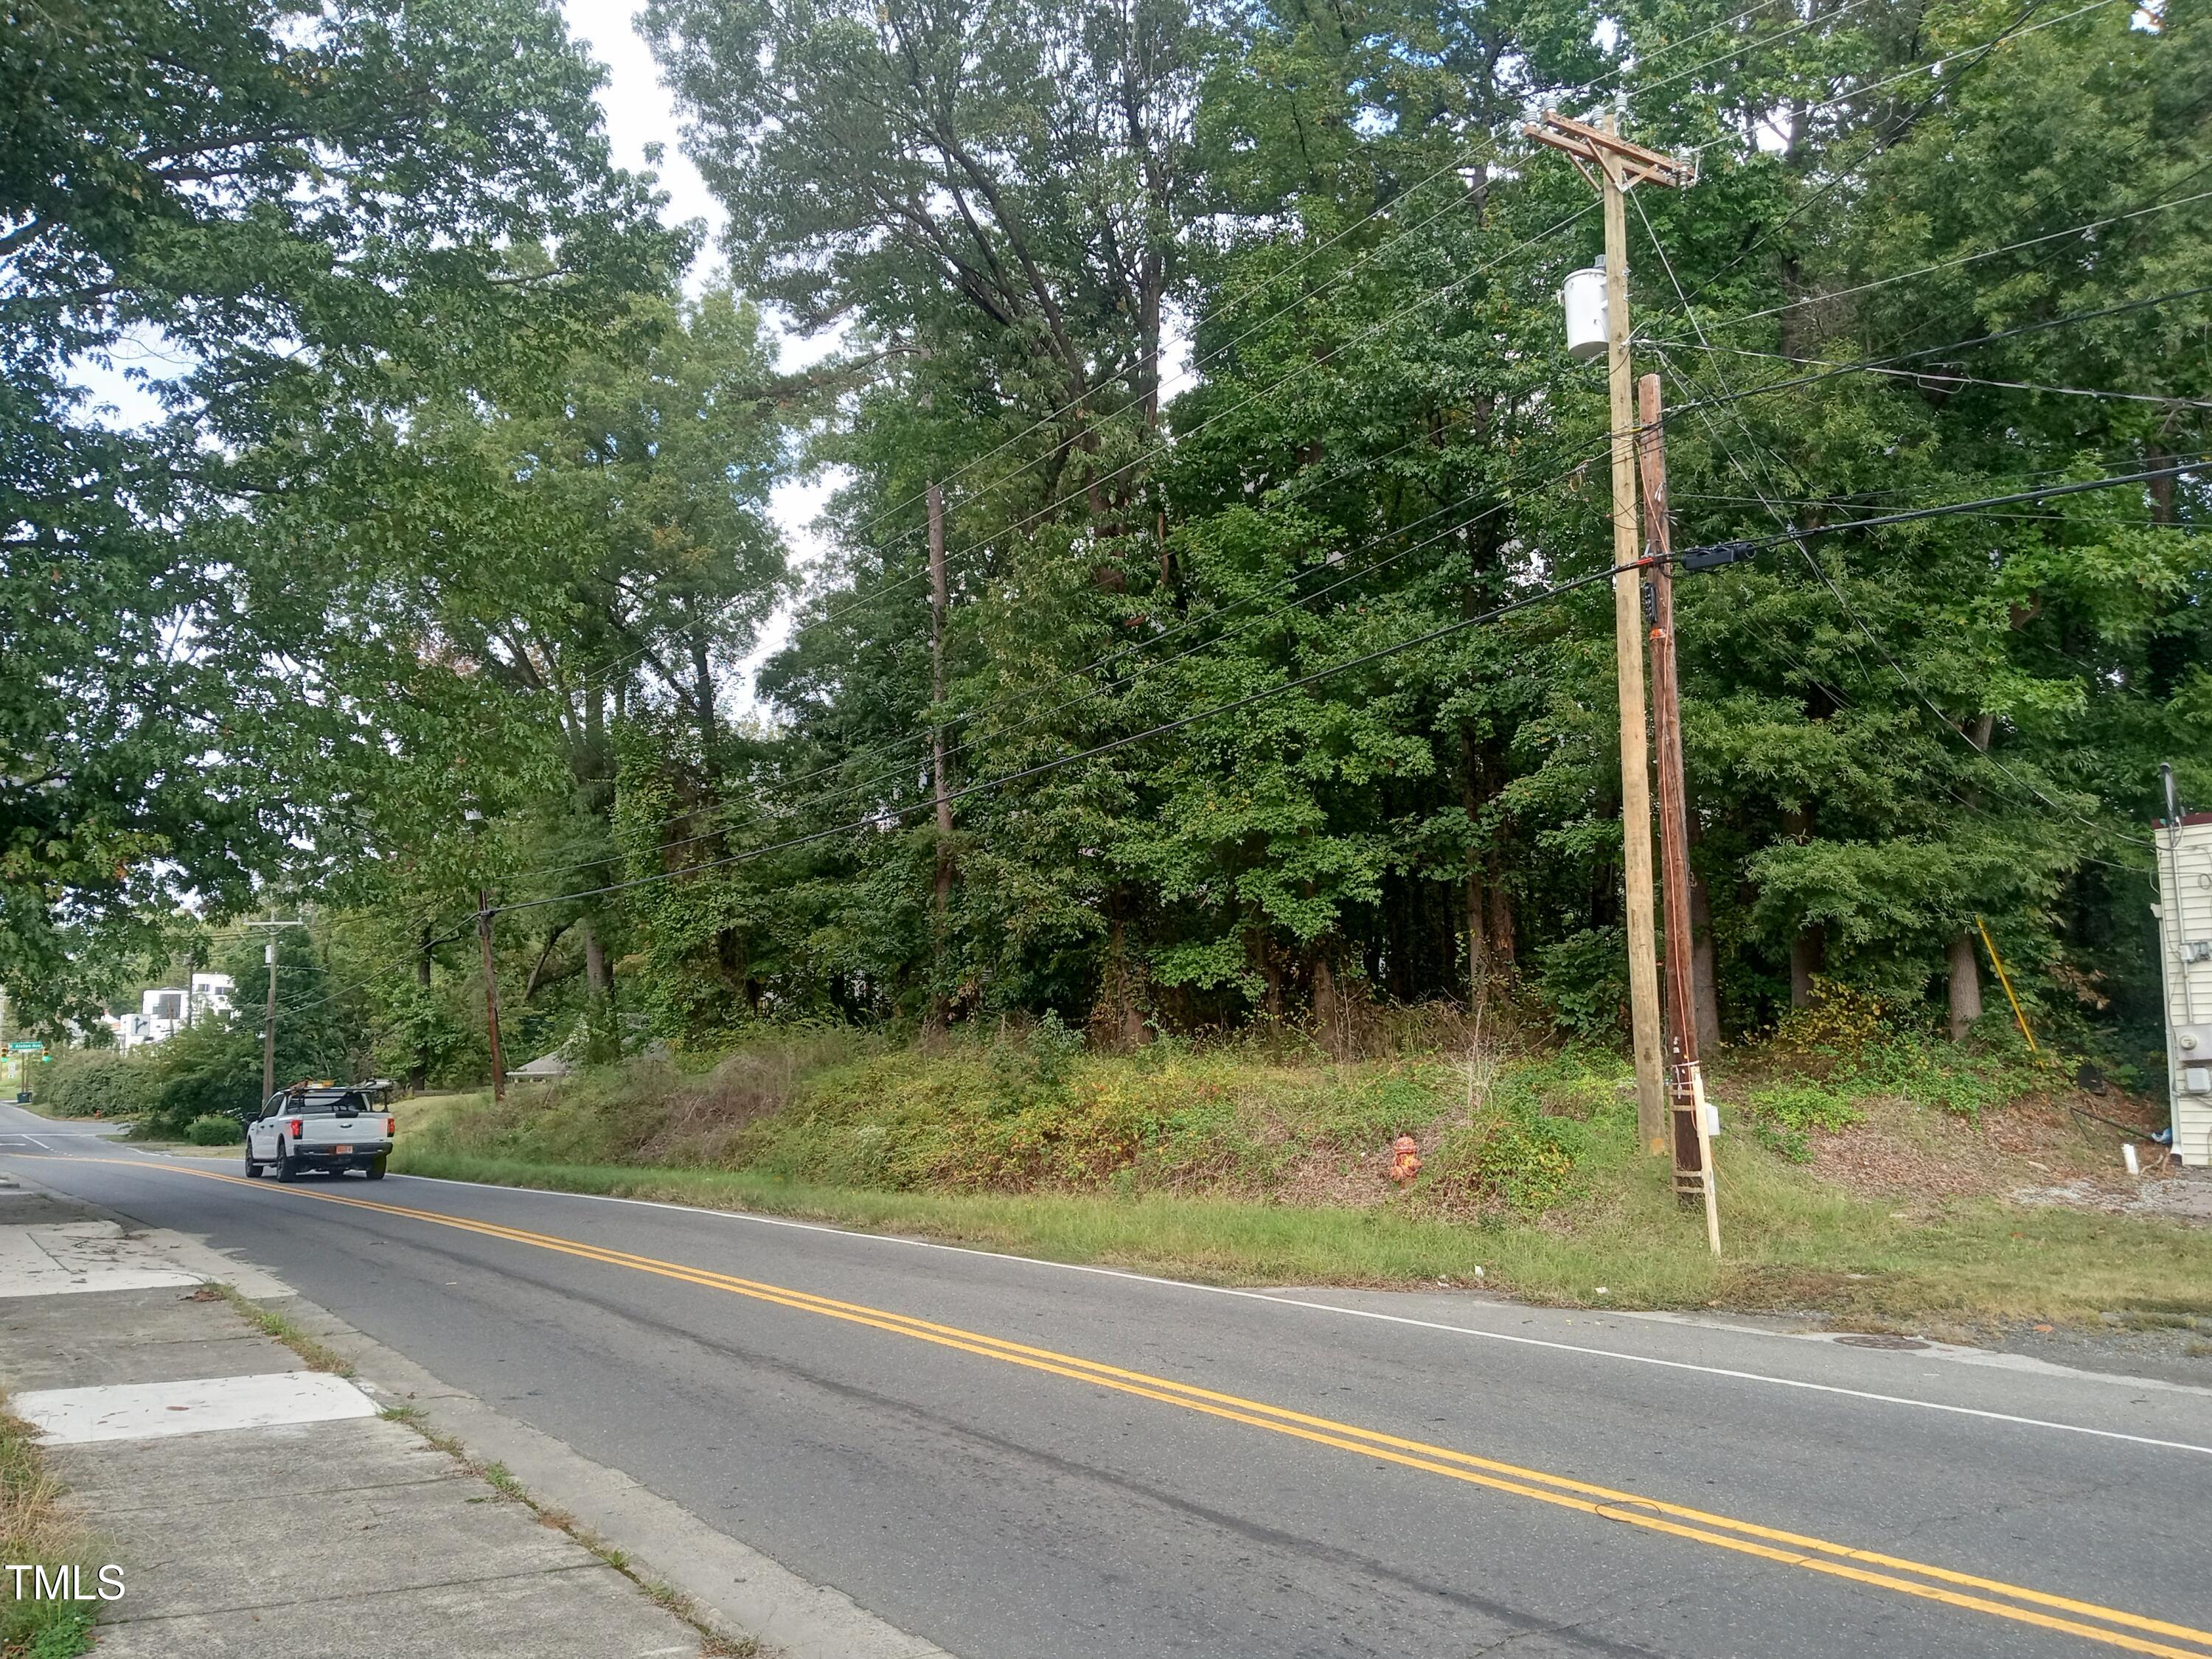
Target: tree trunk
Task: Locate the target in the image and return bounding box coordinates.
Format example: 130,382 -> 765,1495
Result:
1249,929 -> 1284,1023
1947,931 -> 1983,1041
1486,863 -> 1516,972
410,923 -> 432,1093
1790,929 -> 1823,1009
692,632 -> 720,771
582,916 -> 611,1006
1784,804 -> 1819,1007
1689,872 -> 1722,1054
1466,866 -> 1488,1007
1091,904 -> 1150,1049
1311,945 -> 1343,1060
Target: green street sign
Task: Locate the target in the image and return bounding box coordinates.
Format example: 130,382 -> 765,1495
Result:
6,1041 -> 44,1053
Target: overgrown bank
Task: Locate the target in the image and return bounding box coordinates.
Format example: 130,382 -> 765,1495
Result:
392,1023 -> 2205,1333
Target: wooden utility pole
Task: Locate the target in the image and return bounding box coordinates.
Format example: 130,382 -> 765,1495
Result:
411,922 -> 434,1094
1636,373 -> 1720,1256
478,890 -> 507,1103
262,936 -> 278,1102
243,915 -> 306,1104
1526,110 -> 1694,1155
927,481 -> 954,1032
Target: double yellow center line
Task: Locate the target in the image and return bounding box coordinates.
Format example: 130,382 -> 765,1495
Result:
38,1153 -> 2212,1658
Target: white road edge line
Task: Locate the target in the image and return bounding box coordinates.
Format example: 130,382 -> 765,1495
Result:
372,1172 -> 2212,1458
24,1147 -> 2210,1457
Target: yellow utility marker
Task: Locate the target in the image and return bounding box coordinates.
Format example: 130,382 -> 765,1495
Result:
20,1153 -> 2212,1659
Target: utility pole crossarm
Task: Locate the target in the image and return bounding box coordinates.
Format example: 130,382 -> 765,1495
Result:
1522,114 -> 1697,191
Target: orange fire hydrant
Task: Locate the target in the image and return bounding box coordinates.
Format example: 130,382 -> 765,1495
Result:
1388,1135 -> 1422,1185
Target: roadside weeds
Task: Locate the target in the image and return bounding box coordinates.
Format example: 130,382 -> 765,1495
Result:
374,1405 -> 759,1658
205,1283 -> 354,1374
218,1284 -> 759,1658
0,1395 -> 97,1659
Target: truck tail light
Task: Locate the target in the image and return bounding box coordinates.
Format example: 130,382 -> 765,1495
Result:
288,1118 -> 302,1138
384,1116 -> 395,1137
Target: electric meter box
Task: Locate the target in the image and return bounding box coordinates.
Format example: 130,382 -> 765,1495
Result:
2156,811 -> 2212,1165
1562,265 -> 1608,362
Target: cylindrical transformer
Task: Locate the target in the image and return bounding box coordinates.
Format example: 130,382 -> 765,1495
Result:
1562,262 -> 1607,362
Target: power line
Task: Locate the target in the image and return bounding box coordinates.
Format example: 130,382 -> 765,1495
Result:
1670,453 -> 2200,855
1683,0 -> 2126,161
1673,457 -> 2206,558
588,142 -> 2212,876
490,558 -> 1630,918
1648,342 -> 2212,408
1630,192 -> 2177,858
512,185 -> 1627,875
570,1 -> 1890,698
645,447 -> 1618,853
510,417 -> 1579,879
771,0 -> 1860,578
1646,0 -> 2110,330
1700,186 -> 2212,333
506,427 -> 1616,884
1671,285 -> 2212,416
498,455 -> 2198,922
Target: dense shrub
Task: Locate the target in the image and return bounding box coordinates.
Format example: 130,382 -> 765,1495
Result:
1422,1074 -> 1590,1217
185,1115 -> 241,1145
1744,1082 -> 1863,1162
1531,928 -> 1627,1041
44,1050 -> 159,1119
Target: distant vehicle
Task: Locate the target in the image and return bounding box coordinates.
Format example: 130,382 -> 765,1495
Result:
243,1081 -> 395,1181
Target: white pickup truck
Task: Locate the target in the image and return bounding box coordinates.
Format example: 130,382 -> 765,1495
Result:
244,1083 -> 395,1181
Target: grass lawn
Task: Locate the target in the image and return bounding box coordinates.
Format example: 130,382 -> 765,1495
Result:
389,1138 -> 2212,1332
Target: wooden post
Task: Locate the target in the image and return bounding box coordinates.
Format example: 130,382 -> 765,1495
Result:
928,481 -> 953,1032
1599,132 -> 1666,1156
1523,109 -> 1695,1159
262,936 -> 278,1103
411,922 -> 433,1094
1637,373 -> 1719,1255
478,889 -> 507,1102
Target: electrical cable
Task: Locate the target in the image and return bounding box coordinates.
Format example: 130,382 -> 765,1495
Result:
1670,285 -> 2212,416
505,426 -> 1617,883
1698,186 -> 2212,333
487,559 -> 1630,918
567,0 -> 1888,698
1646,343 -> 2212,408
1641,0 -> 2113,333
514,415 -> 1586,876
641,445 -> 1619,852
499,452 -> 2197,921
1672,457 -> 2207,555
1630,193 -> 2172,857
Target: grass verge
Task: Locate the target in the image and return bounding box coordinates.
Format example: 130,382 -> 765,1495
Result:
207,1284 -> 355,1375
0,1397 -> 97,1659
376,1405 -> 757,1656
388,1145 -> 2212,1332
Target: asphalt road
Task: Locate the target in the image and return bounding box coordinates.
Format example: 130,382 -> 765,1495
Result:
7,1106 -> 2211,1659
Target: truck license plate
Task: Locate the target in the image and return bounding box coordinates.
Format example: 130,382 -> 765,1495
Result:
333,1144 -> 352,1155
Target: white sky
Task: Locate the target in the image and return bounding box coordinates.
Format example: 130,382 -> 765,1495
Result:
563,0 -> 836,713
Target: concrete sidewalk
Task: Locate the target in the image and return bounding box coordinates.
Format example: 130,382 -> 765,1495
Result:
0,1176 -> 715,1658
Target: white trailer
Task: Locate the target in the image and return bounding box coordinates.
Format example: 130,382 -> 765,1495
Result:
2155,797 -> 2212,1166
